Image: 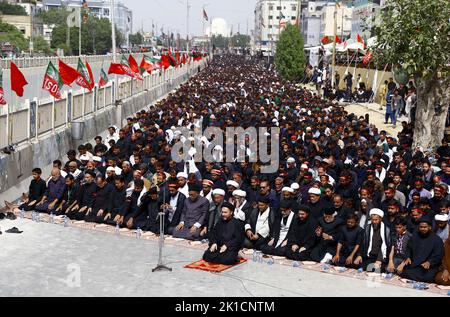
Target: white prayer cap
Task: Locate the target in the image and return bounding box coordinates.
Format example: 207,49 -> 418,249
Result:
226,180 -> 239,188
210,114 -> 216,119
213,145 -> 223,151
308,188 -> 321,196
300,164 -> 309,170
287,157 -> 296,163
92,156 -> 102,162
369,208 -> 384,218
435,213 -> 449,222
106,167 -> 116,173
212,189 -> 225,196
291,183 -> 300,190
233,190 -> 247,198
80,155 -> 89,161
177,172 -> 188,179
282,187 -> 294,193
306,127 -> 312,132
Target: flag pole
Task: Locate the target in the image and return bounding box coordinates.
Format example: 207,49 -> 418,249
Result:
331,1 -> 338,90
111,0 -> 118,104
79,7 -> 82,57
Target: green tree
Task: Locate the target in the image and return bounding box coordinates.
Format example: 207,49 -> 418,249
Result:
373,0 -> 450,149
212,35 -> 229,49
33,36 -> 50,54
230,34 -> 250,48
0,22 -> 28,52
51,17 -> 124,55
275,23 -> 306,80
129,32 -> 143,46
0,2 -> 27,16
37,7 -> 70,25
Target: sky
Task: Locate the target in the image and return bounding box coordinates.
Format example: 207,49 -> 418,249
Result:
124,0 -> 257,37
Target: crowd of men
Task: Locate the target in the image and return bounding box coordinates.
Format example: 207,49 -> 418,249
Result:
6,55 -> 450,286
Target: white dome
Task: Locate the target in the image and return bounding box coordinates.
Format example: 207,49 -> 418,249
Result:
206,18 -> 230,37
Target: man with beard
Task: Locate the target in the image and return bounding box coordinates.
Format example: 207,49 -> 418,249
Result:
55,174 -> 80,216
203,188 -> 225,238
332,194 -> 354,221
306,187 -> 329,220
398,217 -> 444,283
104,176 -> 127,226
173,183 -> 209,241
200,179 -> 214,204
121,161 -> 134,185
126,187 -> 160,232
243,197 -> 276,250
232,190 -> 252,223
299,172 -> 314,204
177,172 -> 189,198
261,200 -> 296,257
85,174 -> 114,224
354,208 -> 391,271
67,171 -> 97,220
163,182 -> 186,235
123,179 -> 147,226
430,185 -> 448,216
310,208 -> 344,263
434,213 -> 449,243
258,180 -> 280,211
285,205 -> 319,261
203,202 -> 244,265
332,214 -> 364,268
407,179 -> 432,207
383,201 -> 401,231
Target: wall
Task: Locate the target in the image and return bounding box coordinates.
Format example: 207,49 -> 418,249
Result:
0,59 -> 208,200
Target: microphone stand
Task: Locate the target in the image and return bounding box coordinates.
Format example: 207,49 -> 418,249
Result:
152,185 -> 172,272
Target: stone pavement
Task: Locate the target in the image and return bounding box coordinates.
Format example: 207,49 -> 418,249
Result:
0,213 -> 447,297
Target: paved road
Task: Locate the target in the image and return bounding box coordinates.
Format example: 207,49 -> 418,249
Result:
0,218 -> 442,297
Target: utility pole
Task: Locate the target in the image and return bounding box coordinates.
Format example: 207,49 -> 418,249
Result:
111,0 -> 118,104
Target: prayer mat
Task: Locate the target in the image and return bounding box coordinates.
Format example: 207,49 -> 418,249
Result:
184,258 -> 247,273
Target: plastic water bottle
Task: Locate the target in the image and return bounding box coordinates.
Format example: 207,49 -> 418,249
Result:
19,209 -> 25,219
49,213 -> 54,224
252,250 -> 257,262
63,216 -> 69,227
257,251 -> 263,263
447,290 -> 450,296
115,222 -> 120,235
292,261 -> 300,268
201,239 -> 209,244
136,227 -> 142,239
385,273 -> 394,280
267,258 -> 274,266
31,211 -> 36,221
322,264 -> 330,272
35,212 -> 40,223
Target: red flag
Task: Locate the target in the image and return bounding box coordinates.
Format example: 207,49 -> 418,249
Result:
10,62 -> 28,97
335,35 -> 342,44
42,61 -> 63,99
176,52 -> 181,66
98,68 -> 109,88
320,36 -> 329,45
0,87 -> 7,105
108,63 -> 126,75
160,55 -> 171,69
363,52 -> 373,65
128,55 -> 140,74
86,61 -> 95,90
59,60 -> 80,87
357,33 -> 364,44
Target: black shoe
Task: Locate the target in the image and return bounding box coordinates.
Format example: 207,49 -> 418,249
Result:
5,227 -> 23,234
6,212 -> 16,220
0,213 -> 5,220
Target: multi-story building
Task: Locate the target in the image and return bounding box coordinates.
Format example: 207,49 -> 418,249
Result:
351,0 -> 381,40
254,0 -> 303,51
300,1 -> 328,47
41,0 -> 133,47
320,2 -> 353,39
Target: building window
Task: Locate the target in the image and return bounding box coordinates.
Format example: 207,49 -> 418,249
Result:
292,5 -> 297,11
276,6 -> 281,10
292,16 -> 296,20
268,15 -> 273,19
269,5 -> 273,10
269,25 -> 273,29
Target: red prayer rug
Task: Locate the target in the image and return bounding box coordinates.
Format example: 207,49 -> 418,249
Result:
184,258 -> 247,273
